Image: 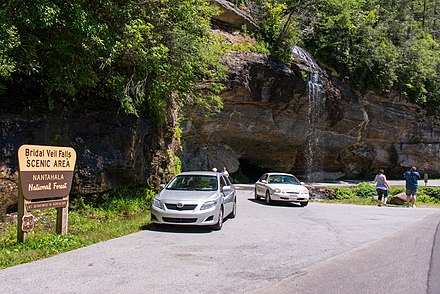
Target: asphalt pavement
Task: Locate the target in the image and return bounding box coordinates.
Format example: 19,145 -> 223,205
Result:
1,188 -> 439,294
258,212 -> 440,294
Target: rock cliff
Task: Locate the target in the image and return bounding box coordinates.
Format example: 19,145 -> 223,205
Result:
1,0 -> 439,217
0,97 -> 179,217
180,4 -> 440,181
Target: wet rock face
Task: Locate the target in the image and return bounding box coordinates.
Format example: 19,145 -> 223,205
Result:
180,50 -> 440,180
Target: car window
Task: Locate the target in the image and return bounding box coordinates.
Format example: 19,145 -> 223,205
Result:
268,175 -> 300,185
224,176 -> 232,186
220,176 -> 228,189
167,175 -> 218,191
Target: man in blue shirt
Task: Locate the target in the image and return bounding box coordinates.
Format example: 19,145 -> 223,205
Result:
404,166 -> 421,207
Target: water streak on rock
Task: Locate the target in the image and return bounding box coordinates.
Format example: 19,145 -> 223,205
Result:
292,46 -> 325,181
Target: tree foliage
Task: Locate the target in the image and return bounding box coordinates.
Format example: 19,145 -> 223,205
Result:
2,0 -> 440,115
296,0 -> 440,112
241,0 -> 440,113
246,0 -> 298,63
0,0 -> 225,120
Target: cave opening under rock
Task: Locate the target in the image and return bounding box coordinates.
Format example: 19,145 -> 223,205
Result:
230,159 -> 270,184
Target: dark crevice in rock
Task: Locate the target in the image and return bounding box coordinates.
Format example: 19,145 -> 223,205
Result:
231,159 -> 270,184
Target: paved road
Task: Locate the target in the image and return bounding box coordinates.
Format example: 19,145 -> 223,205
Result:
1,188 -> 440,294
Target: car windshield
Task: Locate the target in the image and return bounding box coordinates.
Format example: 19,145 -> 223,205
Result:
167,175 -> 218,191
268,175 -> 301,185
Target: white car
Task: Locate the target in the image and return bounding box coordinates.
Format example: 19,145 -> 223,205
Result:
254,173 -> 309,206
151,171 -> 236,230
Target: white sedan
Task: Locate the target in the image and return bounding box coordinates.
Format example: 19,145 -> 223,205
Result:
254,173 -> 310,206
151,171 -> 236,230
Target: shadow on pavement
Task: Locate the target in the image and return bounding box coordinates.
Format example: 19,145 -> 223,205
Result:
247,198 -> 304,208
141,220 -> 230,234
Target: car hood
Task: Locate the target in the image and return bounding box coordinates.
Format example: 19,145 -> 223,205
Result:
158,189 -> 218,202
269,184 -> 308,193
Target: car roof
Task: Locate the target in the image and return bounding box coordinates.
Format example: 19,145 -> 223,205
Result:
266,172 -> 296,176
177,171 -> 219,176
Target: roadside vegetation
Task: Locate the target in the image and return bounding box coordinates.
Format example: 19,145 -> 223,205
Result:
315,183 -> 440,207
0,187 -> 155,270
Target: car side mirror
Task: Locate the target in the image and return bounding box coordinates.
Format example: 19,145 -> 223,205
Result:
159,184 -> 166,189
300,182 -> 305,185
261,180 -> 267,184
222,185 -> 232,192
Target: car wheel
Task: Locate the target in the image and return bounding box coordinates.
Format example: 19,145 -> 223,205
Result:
265,191 -> 272,205
229,200 -> 237,218
212,207 -> 224,230
300,201 -> 309,207
254,188 -> 259,200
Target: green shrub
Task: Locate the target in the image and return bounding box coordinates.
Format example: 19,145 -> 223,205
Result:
335,187 -> 354,199
420,187 -> 440,201
145,187 -> 157,208
390,186 -> 405,196
417,194 -> 440,204
354,182 -> 376,198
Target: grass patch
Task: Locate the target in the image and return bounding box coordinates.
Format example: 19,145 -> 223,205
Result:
317,196 -> 377,205
0,186 -> 155,269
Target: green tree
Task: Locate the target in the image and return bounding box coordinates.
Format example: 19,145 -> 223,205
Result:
291,0 -> 440,112
0,0 -> 225,119
0,7 -> 19,91
247,0 -> 298,63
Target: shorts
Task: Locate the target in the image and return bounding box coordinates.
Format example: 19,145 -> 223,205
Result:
376,189 -> 388,201
406,189 -> 418,197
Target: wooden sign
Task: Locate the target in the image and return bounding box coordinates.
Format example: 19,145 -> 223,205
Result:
26,199 -> 68,211
18,145 -> 76,200
17,144 -> 77,242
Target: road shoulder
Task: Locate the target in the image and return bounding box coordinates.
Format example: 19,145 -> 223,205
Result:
258,212 -> 440,294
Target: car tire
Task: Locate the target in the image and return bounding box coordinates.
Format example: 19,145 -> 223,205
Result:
265,191 -> 272,205
212,207 -> 224,230
300,201 -> 309,207
254,188 -> 259,200
229,200 -> 237,218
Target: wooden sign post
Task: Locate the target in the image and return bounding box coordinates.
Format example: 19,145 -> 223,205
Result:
17,145 -> 77,242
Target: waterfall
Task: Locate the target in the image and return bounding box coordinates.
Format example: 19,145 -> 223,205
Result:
292,46 -> 325,181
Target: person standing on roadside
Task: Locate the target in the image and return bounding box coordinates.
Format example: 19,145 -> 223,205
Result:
374,169 -> 391,206
404,166 -> 421,207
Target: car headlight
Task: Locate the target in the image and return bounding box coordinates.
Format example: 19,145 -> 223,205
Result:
152,198 -> 163,209
274,188 -> 281,193
301,190 -> 309,195
201,200 -> 217,210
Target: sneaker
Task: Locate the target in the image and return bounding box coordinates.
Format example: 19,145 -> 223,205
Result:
383,203 -> 387,207
412,204 -> 416,208
406,204 -> 410,208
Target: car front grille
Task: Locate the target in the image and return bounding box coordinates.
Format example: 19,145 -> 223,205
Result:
162,217 -> 197,223
286,192 -> 300,194
164,203 -> 198,211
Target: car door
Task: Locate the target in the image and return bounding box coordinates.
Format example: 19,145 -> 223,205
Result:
220,175 -> 234,215
256,174 -> 268,197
